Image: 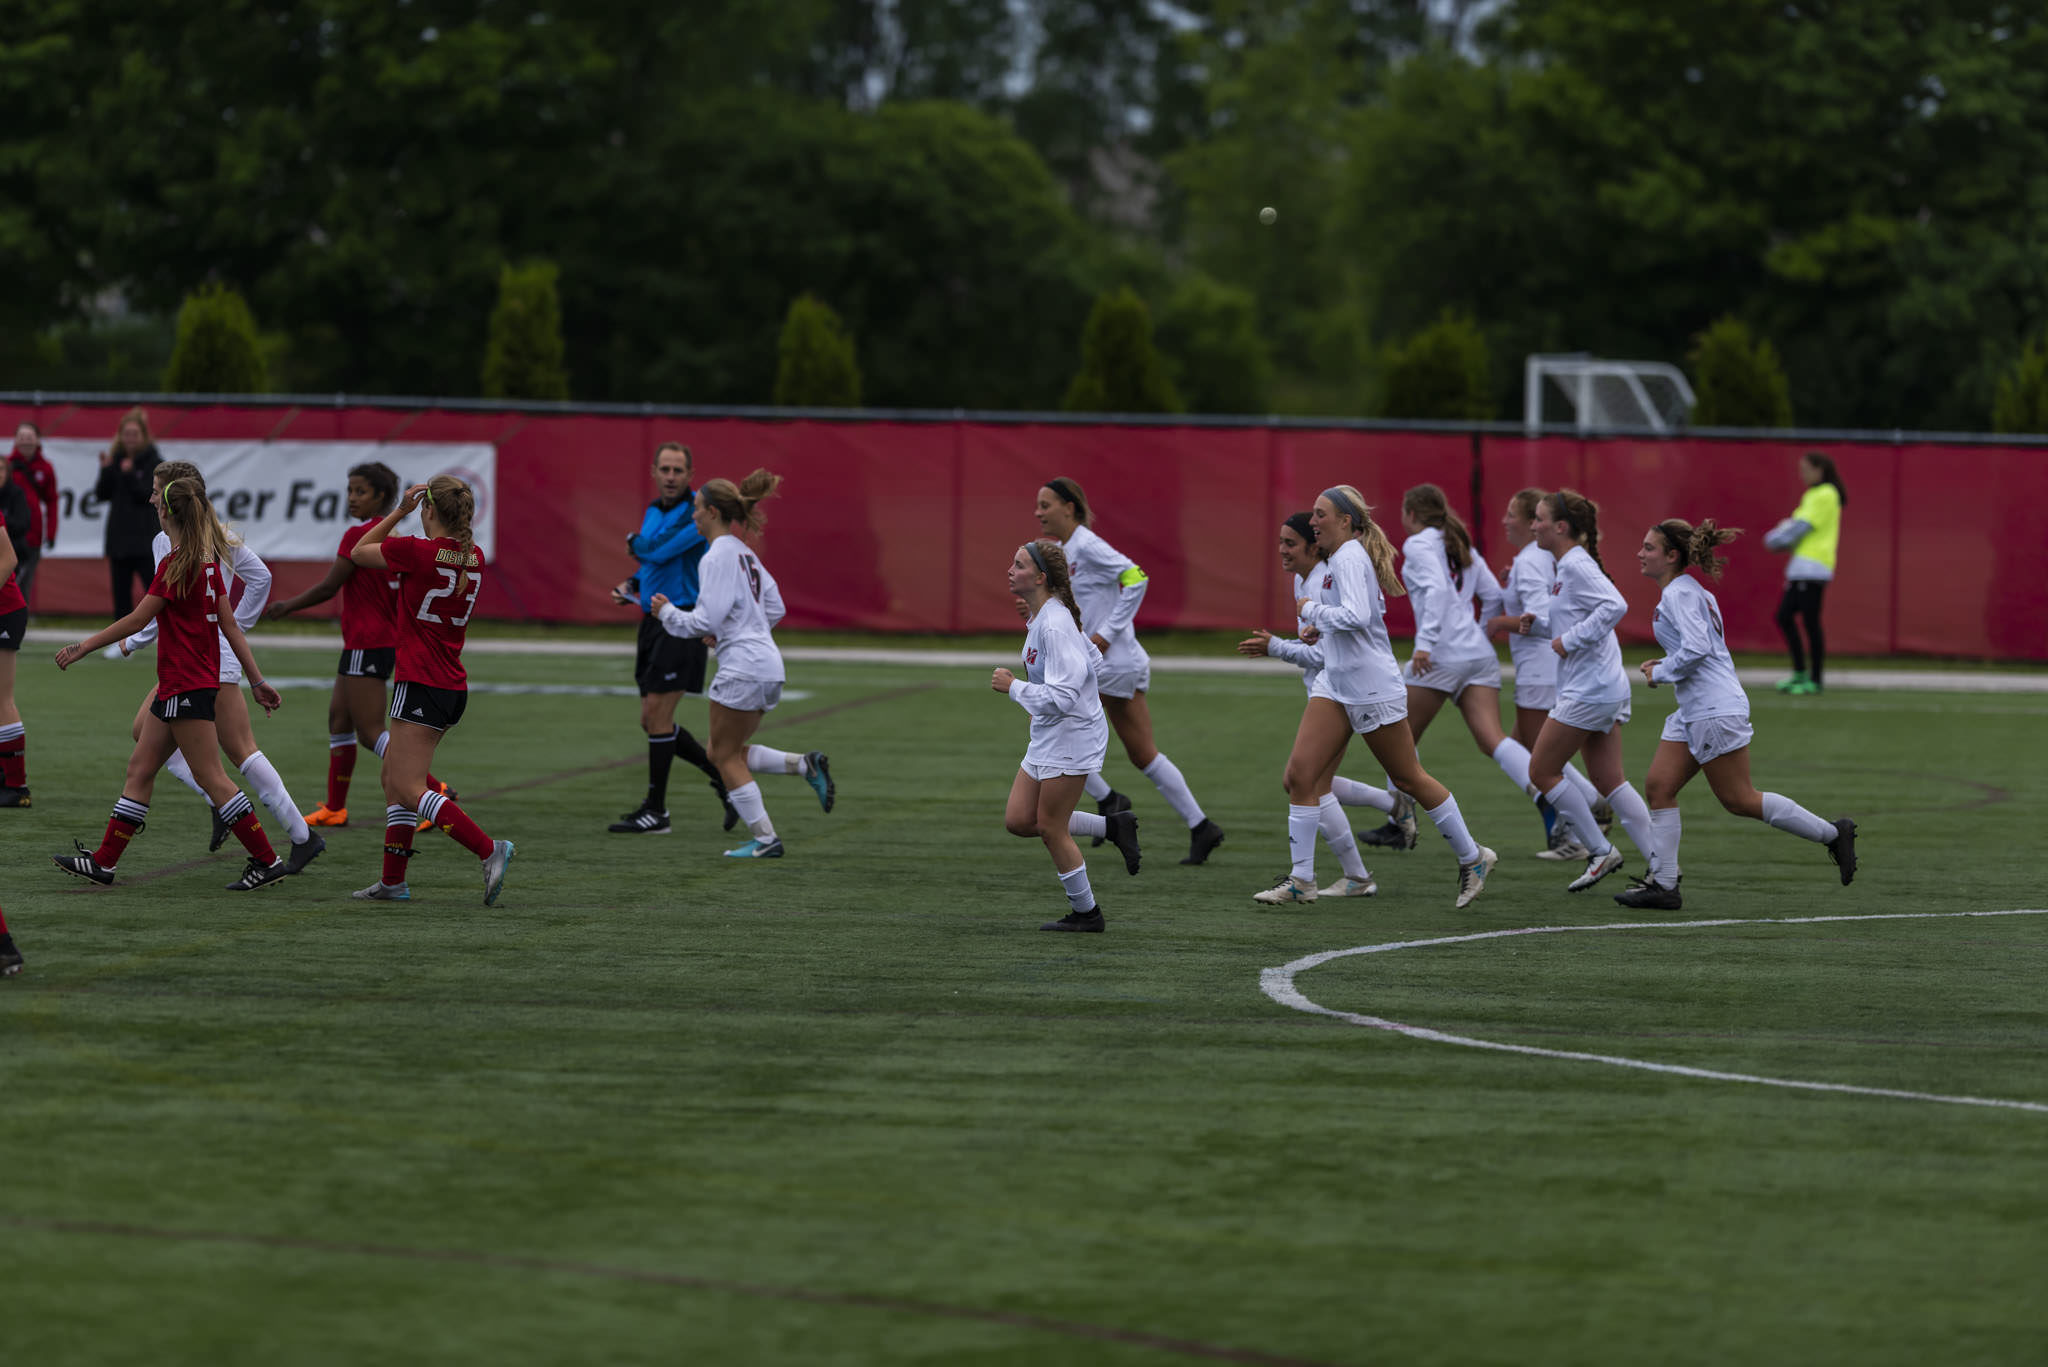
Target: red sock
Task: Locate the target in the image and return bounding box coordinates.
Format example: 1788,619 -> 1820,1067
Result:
382,810 -> 416,886
0,728 -> 24,787
421,789 -> 493,859
327,741 -> 356,809
232,810 -> 276,865
94,800 -> 149,867
0,904 -> 10,933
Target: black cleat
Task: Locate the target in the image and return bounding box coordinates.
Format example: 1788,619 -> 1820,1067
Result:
0,785 -> 31,808
1,934 -> 22,977
1612,876 -> 1682,911
284,831 -> 327,874
1091,789 -> 1131,847
209,805 -> 233,853
1180,818 -> 1225,865
804,752 -> 835,813
1828,818 -> 1857,885
711,779 -> 739,831
226,857 -> 288,891
1106,809 -> 1141,876
1357,821 -> 1406,848
608,805 -> 672,835
53,841 -> 115,886
1040,908 -> 1105,932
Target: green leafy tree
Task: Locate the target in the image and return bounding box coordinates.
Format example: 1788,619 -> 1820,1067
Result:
1992,334 -> 2048,434
1687,316 -> 1792,428
1062,286 -> 1182,414
481,261 -> 570,401
1154,274 -> 1272,414
162,282 -> 269,393
1378,310 -> 1490,421
774,294 -> 863,406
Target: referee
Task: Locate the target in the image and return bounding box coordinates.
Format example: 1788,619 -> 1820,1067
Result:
610,441 -> 731,833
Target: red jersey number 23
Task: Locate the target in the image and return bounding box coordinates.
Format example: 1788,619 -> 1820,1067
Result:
418,566 -> 483,626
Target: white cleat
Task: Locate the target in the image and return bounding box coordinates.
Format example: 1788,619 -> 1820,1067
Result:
1536,837 -> 1592,862
351,881 -> 411,901
1454,846 -> 1498,909
1324,875 -> 1378,898
1568,846 -> 1625,892
1253,874 -> 1317,905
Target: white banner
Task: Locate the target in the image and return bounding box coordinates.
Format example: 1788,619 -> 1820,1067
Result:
39,440 -> 497,561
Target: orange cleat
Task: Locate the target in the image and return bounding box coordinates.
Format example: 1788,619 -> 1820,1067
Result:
306,806 -> 349,827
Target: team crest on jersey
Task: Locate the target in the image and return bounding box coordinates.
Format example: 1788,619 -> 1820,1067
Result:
1322,574 -> 1333,590
1025,647 -> 1038,665
1550,582 -> 1561,595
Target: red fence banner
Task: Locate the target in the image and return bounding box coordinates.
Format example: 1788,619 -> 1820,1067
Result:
6,400 -> 2044,660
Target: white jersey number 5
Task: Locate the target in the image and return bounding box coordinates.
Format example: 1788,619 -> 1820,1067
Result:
418,567 -> 483,626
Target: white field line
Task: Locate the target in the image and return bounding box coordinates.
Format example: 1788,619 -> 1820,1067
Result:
1261,910 -> 2048,1114
25,629 -> 2048,692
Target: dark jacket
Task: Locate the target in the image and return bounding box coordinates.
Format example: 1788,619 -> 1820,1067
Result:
0,475 -> 27,551
8,447 -> 60,549
95,444 -> 163,559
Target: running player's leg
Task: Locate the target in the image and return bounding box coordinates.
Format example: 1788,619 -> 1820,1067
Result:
214,683 -> 311,850
167,715 -> 281,877
1107,690 -> 1222,863
313,675 -> 358,824
59,716 -> 176,880
1361,716 -> 1494,906
1583,725 -> 1655,862
0,650 -> 27,803
710,702 -> 779,855
1700,744 -> 1854,881
1258,699 -> 1351,902
1032,772 -> 1101,930
1614,739 -> 1697,907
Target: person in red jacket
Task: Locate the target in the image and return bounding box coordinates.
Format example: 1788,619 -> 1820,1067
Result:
8,422 -> 59,599
0,528 -> 28,806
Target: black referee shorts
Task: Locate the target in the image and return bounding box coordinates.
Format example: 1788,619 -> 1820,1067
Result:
636,611 -> 707,697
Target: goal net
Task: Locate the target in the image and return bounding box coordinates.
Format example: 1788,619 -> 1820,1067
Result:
1524,354 -> 1696,434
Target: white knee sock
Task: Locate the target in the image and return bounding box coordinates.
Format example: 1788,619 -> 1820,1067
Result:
1761,792 -> 1836,843
1602,782 -> 1657,862
1318,793 -> 1369,879
1491,737 -> 1534,791
1543,778 -> 1612,856
1649,808 -> 1682,886
1330,775 -> 1395,813
1424,795 -> 1481,865
372,730 -> 390,758
1057,863 -> 1096,913
1069,811 -> 1107,839
746,744 -> 807,776
240,751 -> 310,845
1083,772 -> 1113,801
1142,753 -> 1206,828
1563,763 -> 1602,808
1288,804 -> 1320,881
726,780 -> 775,841
164,750 -> 207,802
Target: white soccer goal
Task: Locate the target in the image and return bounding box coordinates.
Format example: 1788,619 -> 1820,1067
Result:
1524,354 -> 1696,434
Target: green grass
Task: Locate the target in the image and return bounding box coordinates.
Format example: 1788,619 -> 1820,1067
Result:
3,647 -> 2045,1365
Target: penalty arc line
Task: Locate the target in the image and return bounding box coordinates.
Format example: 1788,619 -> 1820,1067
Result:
1261,909 -> 2048,1115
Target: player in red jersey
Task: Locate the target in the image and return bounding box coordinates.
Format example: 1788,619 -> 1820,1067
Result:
267,461 -> 451,827
52,475 -> 291,891
0,527 -> 28,808
0,901 -> 20,976
346,475 -> 513,905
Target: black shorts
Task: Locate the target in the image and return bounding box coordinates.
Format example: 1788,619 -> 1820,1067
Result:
0,606 -> 24,652
339,647 -> 397,679
390,679 -> 468,733
151,688 -> 219,723
636,612 -> 707,696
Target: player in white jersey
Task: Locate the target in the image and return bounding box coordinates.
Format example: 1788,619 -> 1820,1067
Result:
652,469 -> 834,859
1270,485 -> 1495,909
1513,490 -> 1658,893
1235,511 -> 1391,900
104,461 -> 323,873
994,538 -> 1142,932
1035,478 -> 1225,866
1611,518 -> 1857,909
1487,487 -> 1615,860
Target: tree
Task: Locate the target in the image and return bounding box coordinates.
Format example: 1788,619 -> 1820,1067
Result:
1687,316 -> 1792,428
481,261 -> 570,401
161,282 -> 269,393
773,295 -> 863,406
1992,334 -> 2048,434
1378,310 -> 1490,420
1062,286 -> 1181,413
1154,275 -> 1272,414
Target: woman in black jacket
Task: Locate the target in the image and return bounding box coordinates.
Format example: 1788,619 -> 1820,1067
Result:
95,407 -> 164,616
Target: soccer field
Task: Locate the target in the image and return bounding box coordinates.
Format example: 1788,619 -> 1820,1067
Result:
3,643 -> 2045,1366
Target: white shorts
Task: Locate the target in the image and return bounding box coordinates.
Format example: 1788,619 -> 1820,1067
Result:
1511,681 -> 1557,712
1549,693 -> 1632,734
1660,711 -> 1754,764
1403,654 -> 1501,700
1308,671 -> 1338,703
217,638 -> 244,686
1344,698 -> 1409,736
708,672 -> 783,713
1020,758 -> 1102,781
1098,660 -> 1152,700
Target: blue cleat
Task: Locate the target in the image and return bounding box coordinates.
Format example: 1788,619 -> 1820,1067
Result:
803,752 -> 834,813
724,837 -> 785,859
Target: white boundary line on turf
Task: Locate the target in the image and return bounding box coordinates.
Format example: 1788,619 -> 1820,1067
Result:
1261,910 -> 2048,1114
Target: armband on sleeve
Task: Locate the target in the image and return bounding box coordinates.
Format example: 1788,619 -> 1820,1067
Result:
1117,565 -> 1147,588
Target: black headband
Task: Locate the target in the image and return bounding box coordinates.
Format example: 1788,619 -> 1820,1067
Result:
1044,478 -> 1079,511
1025,541 -> 1048,575
1283,511 -> 1316,544
1322,487 -> 1365,528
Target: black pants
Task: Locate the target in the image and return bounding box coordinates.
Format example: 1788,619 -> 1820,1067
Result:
12,545 -> 38,596
109,554 -> 154,618
1776,580 -> 1827,684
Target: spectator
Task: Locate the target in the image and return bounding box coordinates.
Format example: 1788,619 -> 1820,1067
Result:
7,423 -> 60,599
95,407 -> 164,616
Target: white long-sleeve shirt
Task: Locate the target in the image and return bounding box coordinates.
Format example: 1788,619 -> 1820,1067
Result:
1061,523 -> 1150,677
1520,544 -> 1629,704
1263,571 -> 1326,694
656,534 -> 786,682
1010,599 -> 1110,767
1501,540 -> 1558,686
1648,574 -> 1749,721
1296,538 -> 1405,706
125,530 -> 270,656
1400,527 -> 1502,663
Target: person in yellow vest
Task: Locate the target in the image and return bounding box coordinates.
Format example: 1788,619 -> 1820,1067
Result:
1763,451 -> 1846,695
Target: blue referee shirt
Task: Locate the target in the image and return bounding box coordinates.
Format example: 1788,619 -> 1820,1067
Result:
629,491 -> 707,611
